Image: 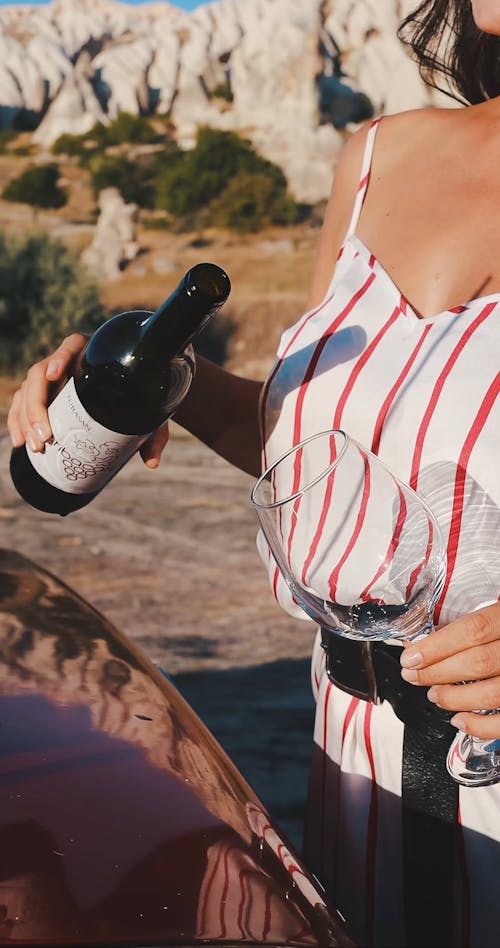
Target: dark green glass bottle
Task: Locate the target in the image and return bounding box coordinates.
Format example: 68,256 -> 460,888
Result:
10,262 -> 231,516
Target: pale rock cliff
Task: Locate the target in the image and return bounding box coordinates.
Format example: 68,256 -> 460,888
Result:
0,0 -> 448,202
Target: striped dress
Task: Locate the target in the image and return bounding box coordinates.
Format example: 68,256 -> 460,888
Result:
258,118 -> 500,948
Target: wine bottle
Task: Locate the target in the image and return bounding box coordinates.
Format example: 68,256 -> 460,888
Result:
10,262 -> 231,516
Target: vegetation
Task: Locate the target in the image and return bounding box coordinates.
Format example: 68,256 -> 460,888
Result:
88,154 -> 156,207
154,126 -> 301,230
2,164 -> 67,209
211,79 -> 234,103
51,131 -> 95,160
211,170 -> 299,233
52,112 -> 163,159
51,115 -> 303,230
0,129 -> 18,154
4,111 -> 304,234
0,231 -> 104,373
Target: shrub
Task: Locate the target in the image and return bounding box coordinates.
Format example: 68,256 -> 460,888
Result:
211,79 -> 234,103
11,145 -> 35,157
89,154 -> 156,207
156,127 -> 260,215
102,112 -> 161,146
142,215 -> 172,230
0,129 -> 18,154
0,231 -> 104,373
2,164 -> 67,209
52,113 -> 162,158
155,127 -> 300,230
51,132 -> 90,157
212,171 -> 299,232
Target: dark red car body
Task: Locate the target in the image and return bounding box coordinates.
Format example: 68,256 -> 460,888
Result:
0,548 -> 355,948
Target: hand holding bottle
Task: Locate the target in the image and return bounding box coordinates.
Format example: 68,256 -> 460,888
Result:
8,263 -> 231,515
8,333 -> 169,470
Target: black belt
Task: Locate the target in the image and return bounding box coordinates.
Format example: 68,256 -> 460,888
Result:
320,629 -> 461,948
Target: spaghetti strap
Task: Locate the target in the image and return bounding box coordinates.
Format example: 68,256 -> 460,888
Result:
344,116 -> 382,241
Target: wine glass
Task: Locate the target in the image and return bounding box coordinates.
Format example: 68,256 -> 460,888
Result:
250,429 -> 500,787
443,565 -> 500,786
447,709 -> 500,786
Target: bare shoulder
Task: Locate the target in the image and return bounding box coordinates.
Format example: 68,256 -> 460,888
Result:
374,106 -> 463,165
324,108 -> 452,230
305,108 -> 459,309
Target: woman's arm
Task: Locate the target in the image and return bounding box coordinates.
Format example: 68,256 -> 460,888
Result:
172,356 -> 263,477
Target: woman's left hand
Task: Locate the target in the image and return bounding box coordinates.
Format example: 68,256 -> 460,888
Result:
400,601 -> 500,738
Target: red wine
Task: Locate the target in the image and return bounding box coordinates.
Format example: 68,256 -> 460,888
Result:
10,262 -> 231,516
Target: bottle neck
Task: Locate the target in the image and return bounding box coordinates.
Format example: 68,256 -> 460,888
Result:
139,264 -> 230,358
140,296 -> 220,357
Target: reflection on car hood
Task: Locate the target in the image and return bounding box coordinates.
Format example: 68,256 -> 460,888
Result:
0,548 -> 355,948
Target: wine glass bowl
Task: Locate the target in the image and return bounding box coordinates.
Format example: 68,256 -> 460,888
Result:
251,430 -> 446,644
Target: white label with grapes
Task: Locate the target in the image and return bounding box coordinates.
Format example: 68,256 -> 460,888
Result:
27,378 -> 146,493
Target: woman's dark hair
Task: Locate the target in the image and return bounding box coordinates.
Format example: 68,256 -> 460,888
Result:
398,0 -> 500,105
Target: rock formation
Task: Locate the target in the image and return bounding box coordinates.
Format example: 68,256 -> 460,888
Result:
0,0 -> 450,202
81,186 -> 140,281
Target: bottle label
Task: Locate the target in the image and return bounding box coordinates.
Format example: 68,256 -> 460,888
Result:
27,378 -> 147,494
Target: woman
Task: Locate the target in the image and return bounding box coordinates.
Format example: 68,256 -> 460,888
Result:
7,2 -> 500,945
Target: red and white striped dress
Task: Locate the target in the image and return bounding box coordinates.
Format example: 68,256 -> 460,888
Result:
258,118 -> 500,948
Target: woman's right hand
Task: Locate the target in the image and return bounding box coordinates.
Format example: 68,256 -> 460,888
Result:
6,333 -> 170,470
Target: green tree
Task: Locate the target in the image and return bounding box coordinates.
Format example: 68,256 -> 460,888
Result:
0,232 -> 104,373
2,164 -> 67,209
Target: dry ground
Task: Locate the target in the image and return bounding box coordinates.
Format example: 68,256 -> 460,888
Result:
0,423 -> 318,674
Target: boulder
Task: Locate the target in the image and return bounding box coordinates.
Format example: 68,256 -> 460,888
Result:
81,186 -> 140,282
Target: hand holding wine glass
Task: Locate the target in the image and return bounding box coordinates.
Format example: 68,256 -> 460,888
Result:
251,429 -> 500,787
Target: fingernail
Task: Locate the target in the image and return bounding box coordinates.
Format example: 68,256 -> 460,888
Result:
427,686 -> 439,703
46,359 -> 60,377
145,457 -> 160,469
33,422 -> 50,441
401,668 -> 418,683
450,715 -> 466,730
26,432 -> 40,452
400,650 -> 423,669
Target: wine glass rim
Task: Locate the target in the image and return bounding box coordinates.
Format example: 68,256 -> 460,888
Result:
251,429 -> 349,509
